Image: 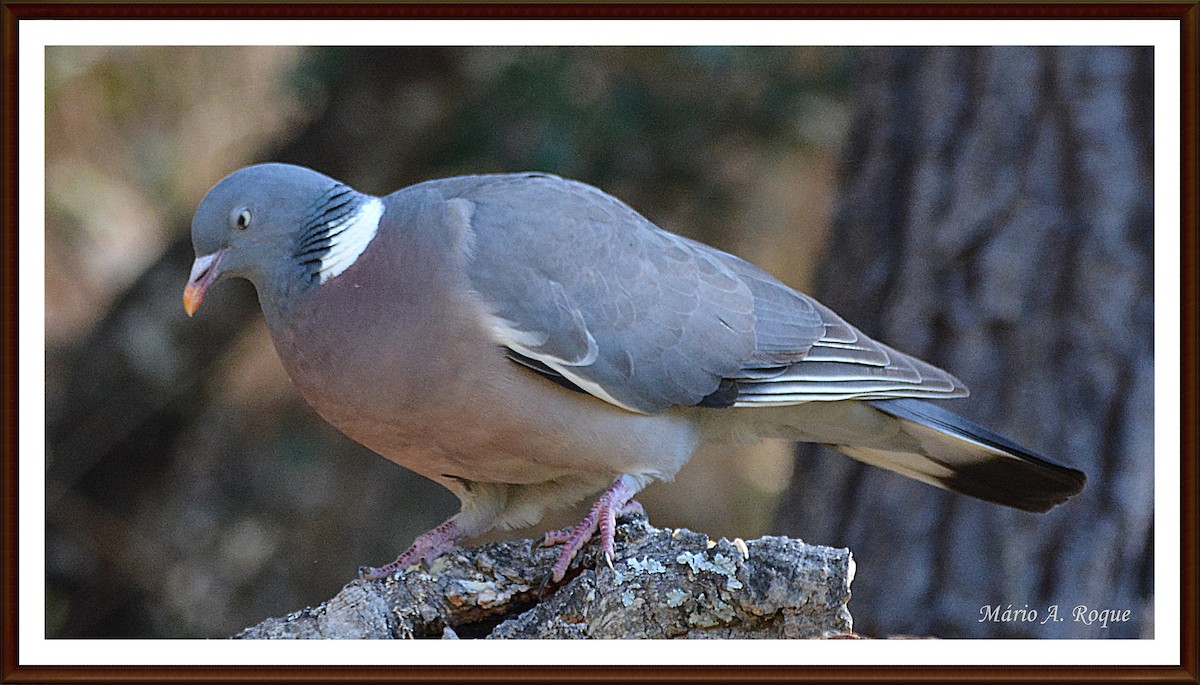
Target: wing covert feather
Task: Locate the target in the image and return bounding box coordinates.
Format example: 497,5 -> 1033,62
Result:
418,173 -> 966,413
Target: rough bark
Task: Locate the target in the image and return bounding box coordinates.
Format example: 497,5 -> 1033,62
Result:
234,518 -> 854,639
775,46 -> 1154,638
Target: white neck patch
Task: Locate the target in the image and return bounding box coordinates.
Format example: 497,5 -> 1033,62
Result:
317,197 -> 384,284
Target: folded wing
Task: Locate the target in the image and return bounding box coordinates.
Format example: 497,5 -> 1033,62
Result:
426,173 -> 966,414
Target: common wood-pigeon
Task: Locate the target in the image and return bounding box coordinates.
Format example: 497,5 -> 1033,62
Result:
184,163 -> 1086,582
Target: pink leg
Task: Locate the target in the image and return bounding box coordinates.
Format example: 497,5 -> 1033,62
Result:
359,519 -> 461,581
542,475 -> 642,582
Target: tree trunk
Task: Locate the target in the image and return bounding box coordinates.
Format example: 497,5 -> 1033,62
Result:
775,46 -> 1154,638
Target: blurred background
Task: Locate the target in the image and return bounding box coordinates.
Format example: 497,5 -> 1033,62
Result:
44,46 -> 1153,639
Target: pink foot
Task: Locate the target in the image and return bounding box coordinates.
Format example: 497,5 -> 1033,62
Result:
541,475 -> 643,582
359,519 -> 461,581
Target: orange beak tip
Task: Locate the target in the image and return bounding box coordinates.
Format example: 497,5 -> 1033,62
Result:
183,287 -> 200,317
183,249 -> 224,317
183,282 -> 206,317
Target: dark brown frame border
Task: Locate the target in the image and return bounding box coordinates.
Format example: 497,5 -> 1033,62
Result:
2,3 -> 1196,683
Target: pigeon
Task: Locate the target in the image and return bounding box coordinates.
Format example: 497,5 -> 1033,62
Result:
184,163 -> 1086,582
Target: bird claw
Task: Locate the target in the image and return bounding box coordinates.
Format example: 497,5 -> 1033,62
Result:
359,563 -> 393,581
543,475 -> 641,584
537,571 -> 555,599
360,519 -> 461,581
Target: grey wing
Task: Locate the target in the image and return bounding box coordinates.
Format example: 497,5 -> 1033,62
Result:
429,173 -> 965,414
710,250 -> 969,406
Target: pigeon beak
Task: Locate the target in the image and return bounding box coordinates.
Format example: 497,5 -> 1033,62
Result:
183,248 -> 226,317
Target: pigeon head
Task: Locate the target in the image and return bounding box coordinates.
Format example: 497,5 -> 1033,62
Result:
184,163 -> 384,317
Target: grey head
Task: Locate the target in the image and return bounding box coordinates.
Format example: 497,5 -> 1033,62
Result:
184,162 -> 383,319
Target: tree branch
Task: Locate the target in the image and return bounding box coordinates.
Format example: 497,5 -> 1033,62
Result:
234,517 -> 854,639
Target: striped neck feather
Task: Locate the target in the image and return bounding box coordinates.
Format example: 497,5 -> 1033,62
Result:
294,184 -> 385,284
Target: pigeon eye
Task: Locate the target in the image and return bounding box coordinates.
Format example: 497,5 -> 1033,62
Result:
235,209 -> 252,230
